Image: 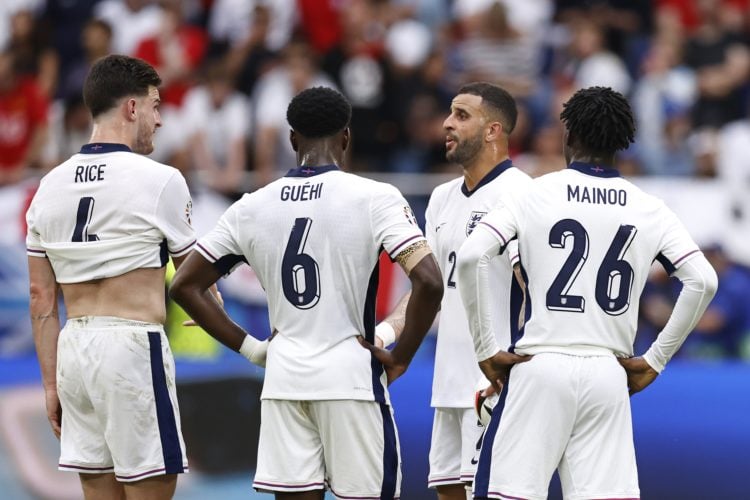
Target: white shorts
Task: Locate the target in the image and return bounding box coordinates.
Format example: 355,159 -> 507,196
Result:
57,317 -> 188,482
428,407 -> 483,488
473,353 -> 639,500
254,399 -> 402,498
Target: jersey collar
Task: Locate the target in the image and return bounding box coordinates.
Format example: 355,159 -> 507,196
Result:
285,164 -> 340,177
79,143 -> 132,154
461,159 -> 513,197
567,162 -> 620,178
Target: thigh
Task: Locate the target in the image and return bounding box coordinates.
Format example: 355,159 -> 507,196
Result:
95,329 -> 188,482
474,354 -> 577,500
314,400 -> 401,499
559,356 -> 640,500
58,326 -> 114,474
429,408 -> 483,489
253,400 -> 326,494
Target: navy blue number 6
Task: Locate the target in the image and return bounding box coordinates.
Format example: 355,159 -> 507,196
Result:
596,225 -> 637,315
281,217 -> 321,309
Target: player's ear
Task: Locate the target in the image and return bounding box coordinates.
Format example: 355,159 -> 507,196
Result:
125,98 -> 138,121
289,130 -> 298,152
342,127 -> 350,151
486,121 -> 503,142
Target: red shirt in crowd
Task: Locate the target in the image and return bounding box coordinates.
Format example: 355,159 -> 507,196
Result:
0,76 -> 48,172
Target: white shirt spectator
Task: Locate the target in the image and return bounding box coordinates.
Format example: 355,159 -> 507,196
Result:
94,0 -> 163,55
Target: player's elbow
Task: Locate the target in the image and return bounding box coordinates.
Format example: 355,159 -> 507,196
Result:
410,256 -> 444,305
702,265 -> 719,300
456,243 -> 482,284
29,282 -> 56,315
168,273 -> 194,306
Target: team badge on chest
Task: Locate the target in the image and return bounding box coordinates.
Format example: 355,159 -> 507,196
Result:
466,211 -> 487,236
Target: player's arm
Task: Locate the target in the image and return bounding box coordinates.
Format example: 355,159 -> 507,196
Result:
620,254 -> 718,395
170,251 -> 268,366
28,256 -> 62,438
456,210 -> 530,393
374,291 -> 410,348
362,241 -> 443,384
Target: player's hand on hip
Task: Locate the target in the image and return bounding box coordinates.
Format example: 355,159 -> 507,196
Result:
357,336 -> 407,385
478,351 -> 532,394
618,356 -> 659,396
45,388 -> 62,439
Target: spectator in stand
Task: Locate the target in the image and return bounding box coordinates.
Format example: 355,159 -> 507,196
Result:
0,50 -> 48,186
58,18 -> 112,102
322,0 -> 399,171
683,0 -> 750,129
686,245 -> 750,358
41,95 -> 91,171
207,0 -> 295,57
228,4 -> 277,98
632,36 -> 697,176
182,60 -> 250,197
6,9 -> 58,97
252,39 -> 334,185
134,0 -> 207,109
42,0 -> 99,98
560,17 -> 632,95
94,0 -> 163,56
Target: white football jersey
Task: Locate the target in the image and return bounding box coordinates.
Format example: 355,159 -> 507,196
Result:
472,162 -> 701,358
26,143 -> 195,283
196,165 -> 426,402
426,161 -> 531,407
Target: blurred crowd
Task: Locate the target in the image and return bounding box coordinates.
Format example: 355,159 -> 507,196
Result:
0,0 -> 749,361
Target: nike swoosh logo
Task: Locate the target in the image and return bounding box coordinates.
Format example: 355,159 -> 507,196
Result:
470,458 -> 479,465
436,223 -> 447,232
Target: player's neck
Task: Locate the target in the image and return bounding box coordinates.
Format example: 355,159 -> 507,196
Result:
298,149 -> 342,168
88,120 -> 134,150
462,151 -> 509,191
568,153 -> 616,168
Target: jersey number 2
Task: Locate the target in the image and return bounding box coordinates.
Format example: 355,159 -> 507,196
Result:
281,217 -> 321,309
72,197 -> 99,242
546,219 -> 637,316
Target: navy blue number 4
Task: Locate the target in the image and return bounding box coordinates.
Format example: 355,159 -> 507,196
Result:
546,219 -> 637,315
281,217 -> 321,309
71,196 -> 99,242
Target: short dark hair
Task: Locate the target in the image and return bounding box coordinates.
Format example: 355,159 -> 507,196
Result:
458,82 -> 518,134
286,86 -> 352,138
83,55 -> 161,118
560,86 -> 635,154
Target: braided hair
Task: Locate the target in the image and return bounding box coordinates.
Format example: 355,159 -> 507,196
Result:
560,86 -> 635,154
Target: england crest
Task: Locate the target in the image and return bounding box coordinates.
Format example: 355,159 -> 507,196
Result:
466,211 -> 487,236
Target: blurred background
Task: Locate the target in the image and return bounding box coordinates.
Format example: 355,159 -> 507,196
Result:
0,0 -> 749,498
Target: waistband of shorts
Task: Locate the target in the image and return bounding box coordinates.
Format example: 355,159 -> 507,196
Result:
64,316 -> 164,331
517,345 -> 617,357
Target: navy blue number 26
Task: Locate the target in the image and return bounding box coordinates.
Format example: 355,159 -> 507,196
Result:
546,219 -> 637,316
72,196 -> 99,242
281,217 -> 321,309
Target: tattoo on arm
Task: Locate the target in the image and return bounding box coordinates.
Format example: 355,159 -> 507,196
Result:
31,310 -> 59,321
394,240 -> 431,275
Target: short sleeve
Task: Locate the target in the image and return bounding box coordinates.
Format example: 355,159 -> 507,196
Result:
195,201 -> 248,275
370,184 -> 426,259
154,172 -> 196,257
424,190 -> 437,253
654,204 -> 701,275
25,194 -> 46,258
